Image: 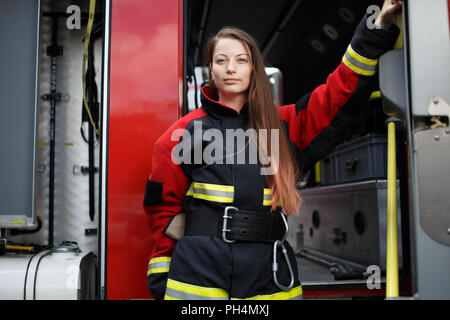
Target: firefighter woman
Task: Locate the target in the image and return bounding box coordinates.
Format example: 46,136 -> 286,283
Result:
144,0 -> 402,300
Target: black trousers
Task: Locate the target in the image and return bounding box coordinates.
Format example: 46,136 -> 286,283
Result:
164,235 -> 303,300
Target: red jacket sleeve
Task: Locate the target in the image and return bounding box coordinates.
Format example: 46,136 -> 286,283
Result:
144,108 -> 206,299
278,59 -> 361,151
145,133 -> 189,257
143,129 -> 189,299
278,14 -> 399,172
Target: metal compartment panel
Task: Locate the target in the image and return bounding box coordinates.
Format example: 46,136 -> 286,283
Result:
0,0 -> 40,228
290,180 -> 402,269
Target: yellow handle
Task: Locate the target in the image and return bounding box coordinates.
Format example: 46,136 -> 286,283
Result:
393,14 -> 403,50
369,14 -> 403,103
369,90 -> 382,101
314,161 -> 321,184
385,11 -> 403,299
386,121 -> 399,298
5,245 -> 34,251
82,0 -> 100,136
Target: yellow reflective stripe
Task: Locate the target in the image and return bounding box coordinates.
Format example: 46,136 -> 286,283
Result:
263,201 -> 281,206
192,182 -> 234,192
164,278 -> 229,300
232,285 -> 303,300
167,279 -> 228,297
263,188 -> 280,206
191,193 -> 234,203
342,55 -> 376,76
347,44 -> 377,65
164,295 -> 181,300
263,188 -> 271,206
148,257 -> 171,276
342,44 -> 378,76
149,257 -> 171,264
369,90 -> 382,101
186,182 -> 234,203
148,267 -> 170,275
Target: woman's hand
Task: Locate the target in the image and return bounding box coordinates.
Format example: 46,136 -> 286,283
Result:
375,0 -> 403,30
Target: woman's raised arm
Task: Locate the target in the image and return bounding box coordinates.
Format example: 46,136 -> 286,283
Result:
277,3 -> 402,173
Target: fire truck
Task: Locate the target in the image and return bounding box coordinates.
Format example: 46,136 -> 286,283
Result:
0,0 -> 449,300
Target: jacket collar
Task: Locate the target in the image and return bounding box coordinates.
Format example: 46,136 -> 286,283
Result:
200,86 -> 249,119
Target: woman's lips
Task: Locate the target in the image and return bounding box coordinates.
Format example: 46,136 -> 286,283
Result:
223,78 -> 240,84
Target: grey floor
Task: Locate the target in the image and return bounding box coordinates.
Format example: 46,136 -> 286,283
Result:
296,256 -> 335,282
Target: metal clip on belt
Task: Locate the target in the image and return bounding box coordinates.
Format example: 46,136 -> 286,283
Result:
222,206 -> 237,244
272,212 -> 295,291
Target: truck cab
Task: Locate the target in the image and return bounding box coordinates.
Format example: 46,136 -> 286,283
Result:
1,0 -> 449,300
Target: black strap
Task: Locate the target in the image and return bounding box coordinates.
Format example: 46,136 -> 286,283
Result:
184,207 -> 286,243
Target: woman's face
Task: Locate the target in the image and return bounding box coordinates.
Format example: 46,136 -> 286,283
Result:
210,38 -> 252,102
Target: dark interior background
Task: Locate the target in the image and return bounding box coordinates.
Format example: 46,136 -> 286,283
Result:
186,0 -> 384,105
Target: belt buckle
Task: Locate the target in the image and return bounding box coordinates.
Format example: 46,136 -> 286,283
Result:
222,206 -> 238,243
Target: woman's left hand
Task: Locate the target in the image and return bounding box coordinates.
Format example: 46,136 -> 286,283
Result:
375,0 -> 403,30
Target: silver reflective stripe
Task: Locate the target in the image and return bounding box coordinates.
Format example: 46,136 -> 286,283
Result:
231,285 -> 303,300
186,182 -> 234,203
344,50 -> 377,73
342,45 -> 378,76
263,188 -> 272,206
164,278 -> 229,300
147,257 -> 171,276
148,261 -> 170,272
264,188 -> 280,206
164,287 -> 229,300
190,186 -> 234,199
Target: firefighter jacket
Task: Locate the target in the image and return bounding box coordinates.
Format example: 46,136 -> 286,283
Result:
144,14 -> 400,299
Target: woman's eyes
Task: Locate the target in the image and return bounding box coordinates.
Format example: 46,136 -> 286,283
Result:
215,58 -> 248,64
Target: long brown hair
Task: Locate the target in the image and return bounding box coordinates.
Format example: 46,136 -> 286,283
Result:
205,27 -> 302,215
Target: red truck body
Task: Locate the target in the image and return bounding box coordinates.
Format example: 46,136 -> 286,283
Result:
107,0 -> 183,299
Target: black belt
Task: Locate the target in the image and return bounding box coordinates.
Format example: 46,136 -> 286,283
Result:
184,206 -> 287,243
